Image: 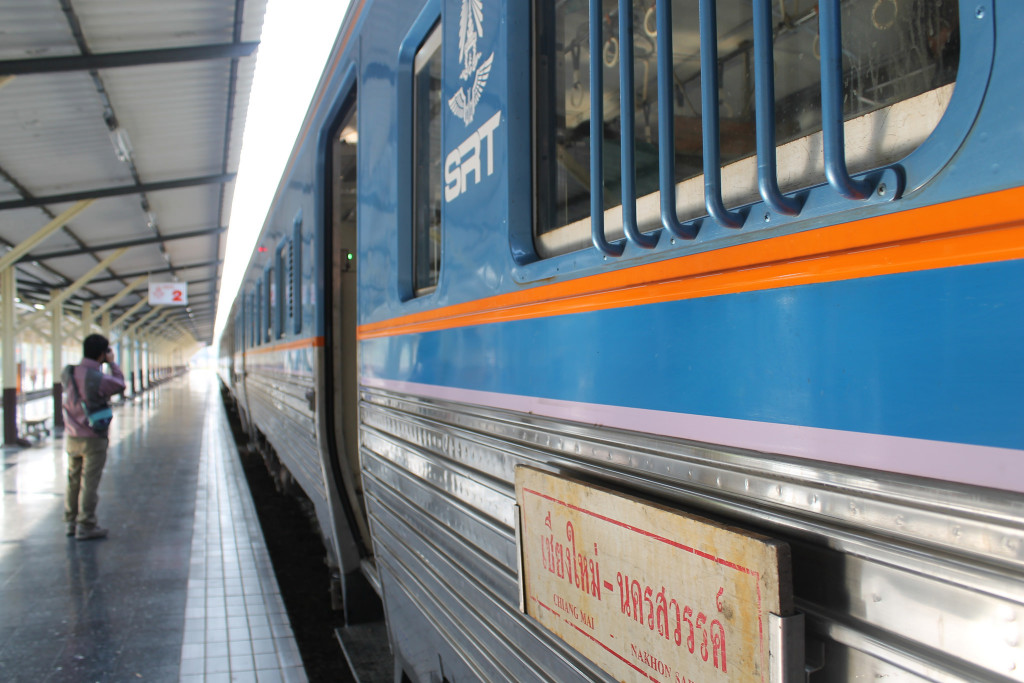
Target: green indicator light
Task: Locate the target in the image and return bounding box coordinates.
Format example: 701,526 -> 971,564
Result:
347,253 -> 354,260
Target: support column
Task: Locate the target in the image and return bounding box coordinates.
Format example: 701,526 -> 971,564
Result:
123,333 -> 135,397
133,338 -> 140,393
51,291 -> 64,428
136,339 -> 142,392
140,339 -> 148,392
80,302 -> 92,339
2,268 -> 20,446
101,311 -> 111,337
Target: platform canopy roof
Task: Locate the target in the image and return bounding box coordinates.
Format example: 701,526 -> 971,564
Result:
0,0 -> 269,345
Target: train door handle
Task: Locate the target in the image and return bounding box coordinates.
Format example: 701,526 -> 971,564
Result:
305,388 -> 316,411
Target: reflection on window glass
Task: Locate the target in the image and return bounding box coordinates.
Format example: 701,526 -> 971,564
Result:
276,245 -> 287,338
287,240 -> 294,323
331,96 -> 358,265
413,24 -> 442,294
534,0 -> 959,238
256,281 -> 263,345
266,269 -> 274,342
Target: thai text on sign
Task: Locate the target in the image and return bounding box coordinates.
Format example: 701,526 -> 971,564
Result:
515,467 -> 792,683
148,282 -> 188,306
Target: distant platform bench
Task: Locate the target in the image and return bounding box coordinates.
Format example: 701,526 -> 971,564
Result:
22,417 -> 50,441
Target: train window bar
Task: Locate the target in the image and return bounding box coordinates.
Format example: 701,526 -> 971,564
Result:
697,0 -> 743,229
292,212 -> 302,334
249,291 -> 255,348
535,0 -> 960,258
265,264 -> 274,343
275,242 -> 286,339
617,0 -> 661,248
255,279 -> 263,346
286,239 -> 294,330
751,0 -> 800,216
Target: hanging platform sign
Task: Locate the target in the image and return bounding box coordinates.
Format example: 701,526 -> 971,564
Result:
148,281 -> 188,306
515,467 -> 793,683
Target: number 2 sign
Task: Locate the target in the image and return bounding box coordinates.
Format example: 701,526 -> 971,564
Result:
149,282 -> 189,306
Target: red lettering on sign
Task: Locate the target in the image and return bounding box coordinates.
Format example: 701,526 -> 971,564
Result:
539,519 -> 603,601
523,485 -> 756,680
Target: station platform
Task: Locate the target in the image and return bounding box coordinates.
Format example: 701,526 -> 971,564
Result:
0,371 -> 308,682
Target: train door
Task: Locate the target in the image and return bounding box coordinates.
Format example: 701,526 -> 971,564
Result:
324,88 -> 375,578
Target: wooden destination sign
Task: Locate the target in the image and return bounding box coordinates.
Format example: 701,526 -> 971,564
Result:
516,467 -> 792,683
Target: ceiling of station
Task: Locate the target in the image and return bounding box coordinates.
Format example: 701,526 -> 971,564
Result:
0,0 -> 269,344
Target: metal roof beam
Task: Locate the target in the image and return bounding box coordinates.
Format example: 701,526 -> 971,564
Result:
77,276 -> 217,301
91,275 -> 149,320
111,298 -> 151,330
21,226 -> 227,262
132,311 -> 172,337
126,307 -> 167,336
0,42 -> 259,77
0,200 -> 94,271
15,247 -> 127,333
86,259 -> 221,285
0,164 -> 125,290
0,173 -> 235,212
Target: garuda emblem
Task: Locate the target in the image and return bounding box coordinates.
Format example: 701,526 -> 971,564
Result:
448,0 -> 494,126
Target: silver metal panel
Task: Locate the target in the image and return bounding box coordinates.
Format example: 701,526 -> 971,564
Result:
0,1 -> 78,60
769,613 -> 805,683
362,390 -> 1024,571
361,448 -> 516,575
245,366 -> 324,502
360,427 -> 515,527
361,387 -> 1024,682
369,494 -> 615,683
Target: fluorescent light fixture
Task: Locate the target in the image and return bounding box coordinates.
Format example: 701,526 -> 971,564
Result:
108,126 -> 134,163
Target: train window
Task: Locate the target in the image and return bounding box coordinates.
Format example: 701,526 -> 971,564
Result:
266,265 -> 276,343
245,292 -> 250,347
275,240 -> 287,339
256,279 -> 263,346
533,0 -> 960,256
412,23 -> 442,294
292,213 -> 302,334
248,291 -> 255,347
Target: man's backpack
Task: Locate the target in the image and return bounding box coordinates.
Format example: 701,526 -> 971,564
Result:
64,364 -> 112,435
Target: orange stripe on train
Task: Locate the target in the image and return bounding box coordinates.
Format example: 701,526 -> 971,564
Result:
245,336 -> 325,355
357,186 -> 1024,340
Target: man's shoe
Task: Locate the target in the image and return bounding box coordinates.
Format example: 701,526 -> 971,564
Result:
75,526 -> 108,541
65,523 -> 76,537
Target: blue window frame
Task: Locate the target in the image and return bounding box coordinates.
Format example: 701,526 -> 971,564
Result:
397,0 -> 442,300
274,241 -> 286,339
292,212 -> 303,334
264,264 -> 273,343
256,279 -> 264,345
518,0 -> 987,278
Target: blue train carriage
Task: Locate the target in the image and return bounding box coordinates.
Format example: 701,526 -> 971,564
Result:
222,0 -> 1024,681
223,128 -> 372,622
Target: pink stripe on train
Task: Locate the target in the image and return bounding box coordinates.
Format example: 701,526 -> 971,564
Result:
361,376 -> 1024,494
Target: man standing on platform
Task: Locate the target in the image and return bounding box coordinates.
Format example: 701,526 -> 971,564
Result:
62,334 -> 125,540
